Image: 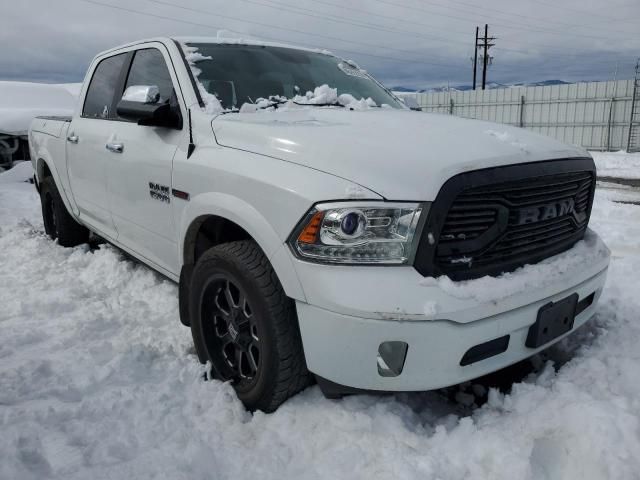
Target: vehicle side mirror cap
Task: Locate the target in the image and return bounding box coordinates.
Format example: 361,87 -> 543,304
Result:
117,86 -> 182,130
116,100 -> 182,129
122,85 -> 160,104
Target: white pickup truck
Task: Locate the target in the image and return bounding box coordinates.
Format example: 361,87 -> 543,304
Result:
29,36 -> 610,412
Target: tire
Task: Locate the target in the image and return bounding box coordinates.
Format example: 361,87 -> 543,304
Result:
40,176 -> 90,247
189,240 -> 311,412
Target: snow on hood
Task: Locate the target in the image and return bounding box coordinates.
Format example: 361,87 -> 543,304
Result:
0,81 -> 79,136
212,108 -> 587,200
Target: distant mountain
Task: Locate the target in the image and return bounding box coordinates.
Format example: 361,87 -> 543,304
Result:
388,86 -> 419,92
391,80 -> 571,94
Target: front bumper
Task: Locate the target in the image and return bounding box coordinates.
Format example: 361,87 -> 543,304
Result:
293,230 -> 610,391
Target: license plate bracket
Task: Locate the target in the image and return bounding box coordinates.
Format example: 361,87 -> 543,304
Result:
526,293 -> 578,348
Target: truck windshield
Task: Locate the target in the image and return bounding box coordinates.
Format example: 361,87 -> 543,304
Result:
186,43 -> 403,110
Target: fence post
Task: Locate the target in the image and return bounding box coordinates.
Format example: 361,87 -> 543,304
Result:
628,72 -> 639,152
606,97 -> 614,152
449,98 -> 454,115
519,95 -> 525,128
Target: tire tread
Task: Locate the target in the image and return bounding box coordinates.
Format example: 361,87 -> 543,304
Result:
195,240 -> 312,411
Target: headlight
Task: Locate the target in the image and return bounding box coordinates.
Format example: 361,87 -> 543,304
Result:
289,202 -> 427,264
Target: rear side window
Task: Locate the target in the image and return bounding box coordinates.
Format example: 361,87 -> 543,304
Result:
125,48 -> 175,104
83,53 -> 128,119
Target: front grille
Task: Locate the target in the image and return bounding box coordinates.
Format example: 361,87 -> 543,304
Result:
414,159 -> 596,280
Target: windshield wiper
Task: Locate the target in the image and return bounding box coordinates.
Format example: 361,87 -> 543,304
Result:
292,101 -> 344,108
258,98 -> 288,110
219,107 -> 240,115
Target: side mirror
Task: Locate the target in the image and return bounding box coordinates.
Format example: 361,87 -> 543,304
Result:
122,85 -> 161,104
116,85 -> 182,129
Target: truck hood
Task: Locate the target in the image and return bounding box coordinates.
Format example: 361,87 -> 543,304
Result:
211,109 -> 587,200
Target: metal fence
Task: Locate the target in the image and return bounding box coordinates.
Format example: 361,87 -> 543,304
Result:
412,79 -> 639,152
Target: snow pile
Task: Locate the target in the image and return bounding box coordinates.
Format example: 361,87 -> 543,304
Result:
421,230 -> 609,304
239,85 -> 378,114
591,150 -> 640,179
1,174 -> 640,478
0,81 -> 79,135
292,85 -> 377,110
181,44 -> 224,115
596,180 -> 640,205
0,160 -> 33,184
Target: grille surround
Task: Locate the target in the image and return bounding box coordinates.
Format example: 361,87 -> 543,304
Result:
414,158 -> 596,280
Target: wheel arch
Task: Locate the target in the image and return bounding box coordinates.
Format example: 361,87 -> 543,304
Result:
178,192 -> 306,302
35,156 -> 78,218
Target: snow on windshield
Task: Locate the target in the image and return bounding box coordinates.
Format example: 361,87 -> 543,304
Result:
238,85 -> 384,114
182,47 -> 378,114
292,84 -> 377,109
182,43 -> 400,114
181,44 -> 224,115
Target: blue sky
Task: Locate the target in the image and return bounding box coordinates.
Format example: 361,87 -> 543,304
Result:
2,0 -> 639,89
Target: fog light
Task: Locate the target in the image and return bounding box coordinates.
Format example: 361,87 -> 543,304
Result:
377,341 -> 408,377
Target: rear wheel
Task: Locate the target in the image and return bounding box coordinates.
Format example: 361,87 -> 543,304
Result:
40,176 -> 89,247
189,240 -> 311,412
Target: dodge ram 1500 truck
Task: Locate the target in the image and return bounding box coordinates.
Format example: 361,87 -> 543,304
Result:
29,37 -> 610,412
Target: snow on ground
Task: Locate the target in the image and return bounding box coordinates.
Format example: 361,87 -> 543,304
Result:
597,181 -> 640,205
1,168 -> 640,479
591,151 -> 640,180
0,160 -> 33,184
0,82 -> 79,135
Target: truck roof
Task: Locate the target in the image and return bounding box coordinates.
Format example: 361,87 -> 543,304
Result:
96,36 -> 334,59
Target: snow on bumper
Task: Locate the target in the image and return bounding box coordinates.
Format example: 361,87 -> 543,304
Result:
293,229 -> 610,390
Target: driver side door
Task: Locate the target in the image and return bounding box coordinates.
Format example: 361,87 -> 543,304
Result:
106,46 -> 186,276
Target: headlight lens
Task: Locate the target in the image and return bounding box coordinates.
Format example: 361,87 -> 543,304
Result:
289,202 -> 426,264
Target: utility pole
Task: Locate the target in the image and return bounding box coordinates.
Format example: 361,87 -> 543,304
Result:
627,58 -> 640,153
474,24 -> 496,90
472,26 -> 478,90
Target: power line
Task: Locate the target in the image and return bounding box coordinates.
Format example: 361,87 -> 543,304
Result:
416,0 -> 580,30
257,0 -> 638,60
528,0 -> 640,27
140,0 -> 470,69
74,0 -> 467,70
71,0 -> 639,86
148,0 -> 461,66
244,0 -> 638,62
372,0 -> 636,43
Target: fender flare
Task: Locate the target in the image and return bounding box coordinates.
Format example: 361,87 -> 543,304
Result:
35,154 -> 78,217
178,191 -> 306,302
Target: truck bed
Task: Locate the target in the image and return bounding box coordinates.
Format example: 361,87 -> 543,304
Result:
31,116 -> 71,139
35,115 -> 72,122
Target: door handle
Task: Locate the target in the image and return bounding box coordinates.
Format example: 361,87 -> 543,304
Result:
105,142 -> 124,153
67,135 -> 78,144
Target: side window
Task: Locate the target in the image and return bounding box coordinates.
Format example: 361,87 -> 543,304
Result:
125,48 -> 175,104
83,53 -> 128,119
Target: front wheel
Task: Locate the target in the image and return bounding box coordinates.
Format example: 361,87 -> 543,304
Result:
189,240 -> 311,412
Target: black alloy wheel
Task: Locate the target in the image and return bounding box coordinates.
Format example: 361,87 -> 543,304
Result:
202,276 -> 261,387
189,240 -> 312,412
